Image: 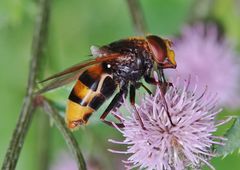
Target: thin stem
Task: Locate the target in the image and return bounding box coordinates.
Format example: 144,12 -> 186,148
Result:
42,99 -> 87,170
2,104 -> 36,170
1,0 -> 50,169
126,0 -> 147,35
37,112 -> 51,170
189,0 -> 215,20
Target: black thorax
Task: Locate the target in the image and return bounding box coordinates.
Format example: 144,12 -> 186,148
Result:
101,38 -> 154,87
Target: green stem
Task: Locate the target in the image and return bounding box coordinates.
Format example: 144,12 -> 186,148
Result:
126,0 -> 147,35
1,0 -> 50,169
42,99 -> 87,170
190,0 -> 216,20
37,112 -> 51,170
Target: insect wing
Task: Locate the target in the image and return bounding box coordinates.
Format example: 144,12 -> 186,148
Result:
37,53 -> 121,94
37,71 -> 82,94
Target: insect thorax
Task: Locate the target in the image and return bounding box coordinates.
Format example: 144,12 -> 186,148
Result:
101,38 -> 154,85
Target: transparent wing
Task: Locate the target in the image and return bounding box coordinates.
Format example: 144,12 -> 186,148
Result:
37,54 -> 121,94
37,71 -> 82,94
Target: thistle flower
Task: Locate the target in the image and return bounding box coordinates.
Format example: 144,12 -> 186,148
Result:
167,23 -> 240,108
109,78 -> 230,170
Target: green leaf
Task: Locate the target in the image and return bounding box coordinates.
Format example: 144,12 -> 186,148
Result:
216,117 -> 240,156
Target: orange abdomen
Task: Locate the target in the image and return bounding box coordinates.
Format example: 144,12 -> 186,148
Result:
65,64 -> 116,129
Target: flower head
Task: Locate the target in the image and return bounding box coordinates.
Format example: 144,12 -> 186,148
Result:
109,78 -> 230,170
167,23 -> 240,108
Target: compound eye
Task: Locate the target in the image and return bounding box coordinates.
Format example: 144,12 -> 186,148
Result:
146,35 -> 166,63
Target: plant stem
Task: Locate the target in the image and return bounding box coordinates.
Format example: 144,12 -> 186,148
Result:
37,112 -> 51,170
126,0 -> 147,35
190,0 -> 215,20
42,99 -> 87,170
1,0 -> 50,169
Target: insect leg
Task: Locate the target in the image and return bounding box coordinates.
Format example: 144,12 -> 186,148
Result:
144,74 -> 175,126
139,82 -> 152,95
157,69 -> 173,93
159,63 -> 176,69
130,84 -> 146,130
100,90 -> 126,128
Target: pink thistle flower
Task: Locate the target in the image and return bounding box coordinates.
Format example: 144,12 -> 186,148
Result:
109,79 -> 230,170
167,23 -> 240,108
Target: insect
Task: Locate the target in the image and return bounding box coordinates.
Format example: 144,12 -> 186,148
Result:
39,35 -> 176,130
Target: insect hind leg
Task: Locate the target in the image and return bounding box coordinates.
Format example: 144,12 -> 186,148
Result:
100,90 -> 126,128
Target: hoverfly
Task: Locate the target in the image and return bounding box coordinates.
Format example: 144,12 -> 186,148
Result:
39,35 -> 176,130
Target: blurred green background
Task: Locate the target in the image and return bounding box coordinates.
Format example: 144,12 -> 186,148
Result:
0,0 -> 240,170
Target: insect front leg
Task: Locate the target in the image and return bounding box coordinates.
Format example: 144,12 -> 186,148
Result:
158,69 -> 173,93
159,63 -> 176,69
100,89 -> 127,128
144,71 -> 175,126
